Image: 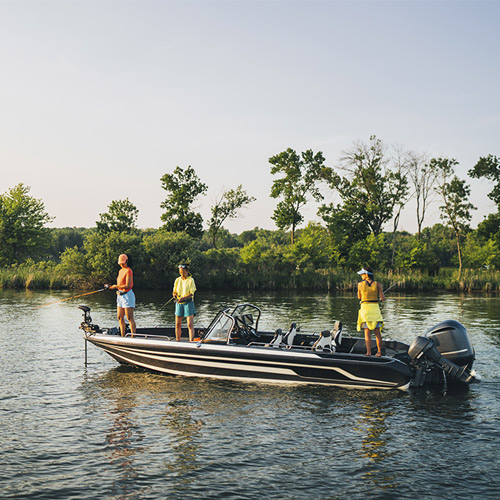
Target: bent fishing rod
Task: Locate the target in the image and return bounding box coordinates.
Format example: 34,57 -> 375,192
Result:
35,288 -> 107,308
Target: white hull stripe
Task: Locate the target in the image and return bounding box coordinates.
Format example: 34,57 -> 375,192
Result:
105,348 -> 408,390
97,343 -> 400,387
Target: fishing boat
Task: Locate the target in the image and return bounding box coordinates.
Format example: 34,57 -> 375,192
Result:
78,303 -> 480,390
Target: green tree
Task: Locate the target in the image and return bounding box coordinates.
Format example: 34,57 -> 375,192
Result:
142,230 -> 200,287
269,148 -> 327,245
468,154 -> 500,206
209,185 -> 255,248
0,183 -> 53,266
160,166 -> 208,238
83,231 -> 147,286
394,239 -> 440,273
47,227 -> 88,261
96,198 -> 139,234
56,246 -> 91,285
346,233 -> 390,271
432,158 -> 476,280
325,136 -> 408,237
290,222 -> 333,270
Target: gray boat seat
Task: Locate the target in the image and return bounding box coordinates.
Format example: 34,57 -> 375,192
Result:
269,328 -> 284,348
312,330 -> 335,353
332,321 -> 342,348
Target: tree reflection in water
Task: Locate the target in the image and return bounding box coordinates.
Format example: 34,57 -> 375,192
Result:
161,398 -> 203,478
105,391 -> 147,499
354,403 -> 399,493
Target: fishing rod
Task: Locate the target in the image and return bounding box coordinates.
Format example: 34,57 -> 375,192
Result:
35,288 -> 107,309
383,282 -> 401,295
159,296 -> 175,310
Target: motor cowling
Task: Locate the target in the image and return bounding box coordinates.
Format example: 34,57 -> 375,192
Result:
424,319 -> 475,369
408,320 -> 478,386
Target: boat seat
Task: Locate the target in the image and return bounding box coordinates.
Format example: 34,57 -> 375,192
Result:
269,328 -> 284,348
332,321 -> 343,348
282,323 -> 297,346
312,330 -> 335,353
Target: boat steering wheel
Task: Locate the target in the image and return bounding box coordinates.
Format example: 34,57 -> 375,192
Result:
232,316 -> 260,343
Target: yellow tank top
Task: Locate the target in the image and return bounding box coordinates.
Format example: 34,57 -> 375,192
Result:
359,280 -> 379,302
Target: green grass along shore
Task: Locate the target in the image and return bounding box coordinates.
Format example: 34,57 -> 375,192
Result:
1,263 -> 499,292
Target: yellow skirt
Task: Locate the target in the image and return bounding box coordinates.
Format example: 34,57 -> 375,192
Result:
357,303 -> 384,332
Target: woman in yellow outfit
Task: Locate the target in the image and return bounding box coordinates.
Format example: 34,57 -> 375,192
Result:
357,266 -> 385,356
173,263 -> 197,341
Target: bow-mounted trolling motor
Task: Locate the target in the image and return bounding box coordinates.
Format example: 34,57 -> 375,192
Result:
78,305 -> 101,334
408,319 -> 480,387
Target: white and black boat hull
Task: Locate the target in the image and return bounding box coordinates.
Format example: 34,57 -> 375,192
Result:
87,335 -> 412,390
79,304 -> 479,391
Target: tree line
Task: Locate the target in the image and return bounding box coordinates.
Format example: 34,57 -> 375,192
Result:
1,136 -> 499,291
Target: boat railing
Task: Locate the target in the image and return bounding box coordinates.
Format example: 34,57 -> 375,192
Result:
125,333 -> 172,341
247,341 -> 315,351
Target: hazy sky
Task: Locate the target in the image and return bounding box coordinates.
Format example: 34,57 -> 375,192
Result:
1,0 -> 499,234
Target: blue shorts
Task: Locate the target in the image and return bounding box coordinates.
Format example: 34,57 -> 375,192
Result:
116,290 -> 136,308
175,300 -> 196,317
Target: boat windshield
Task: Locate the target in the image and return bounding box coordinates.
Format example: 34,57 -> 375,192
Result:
203,304 -> 262,343
204,310 -> 235,342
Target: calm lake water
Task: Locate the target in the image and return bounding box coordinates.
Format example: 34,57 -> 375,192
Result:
1,289 -> 500,499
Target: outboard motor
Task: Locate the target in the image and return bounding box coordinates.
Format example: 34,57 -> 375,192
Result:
408,320 -> 478,386
425,320 -> 475,368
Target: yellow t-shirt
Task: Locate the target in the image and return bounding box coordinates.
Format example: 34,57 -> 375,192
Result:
173,276 -> 196,299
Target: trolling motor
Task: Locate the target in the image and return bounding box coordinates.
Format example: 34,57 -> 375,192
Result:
408,320 -> 479,386
78,305 -> 100,334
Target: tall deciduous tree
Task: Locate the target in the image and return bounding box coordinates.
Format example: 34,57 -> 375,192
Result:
160,166 -> 208,238
432,157 -> 476,280
336,136 -> 408,236
408,152 -> 437,240
96,198 -> 139,234
209,185 -> 255,248
0,183 -> 53,266
320,136 -> 408,267
389,145 -> 411,265
269,148 -> 327,245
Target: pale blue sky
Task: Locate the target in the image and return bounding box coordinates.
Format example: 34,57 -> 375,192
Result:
1,0 -> 499,233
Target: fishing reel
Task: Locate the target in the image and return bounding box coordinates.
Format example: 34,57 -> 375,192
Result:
78,305 -> 100,334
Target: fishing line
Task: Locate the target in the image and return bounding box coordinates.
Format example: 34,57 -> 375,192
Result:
35,288 -> 107,309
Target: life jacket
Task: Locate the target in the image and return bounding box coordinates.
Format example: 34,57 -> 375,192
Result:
359,280 -> 378,303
